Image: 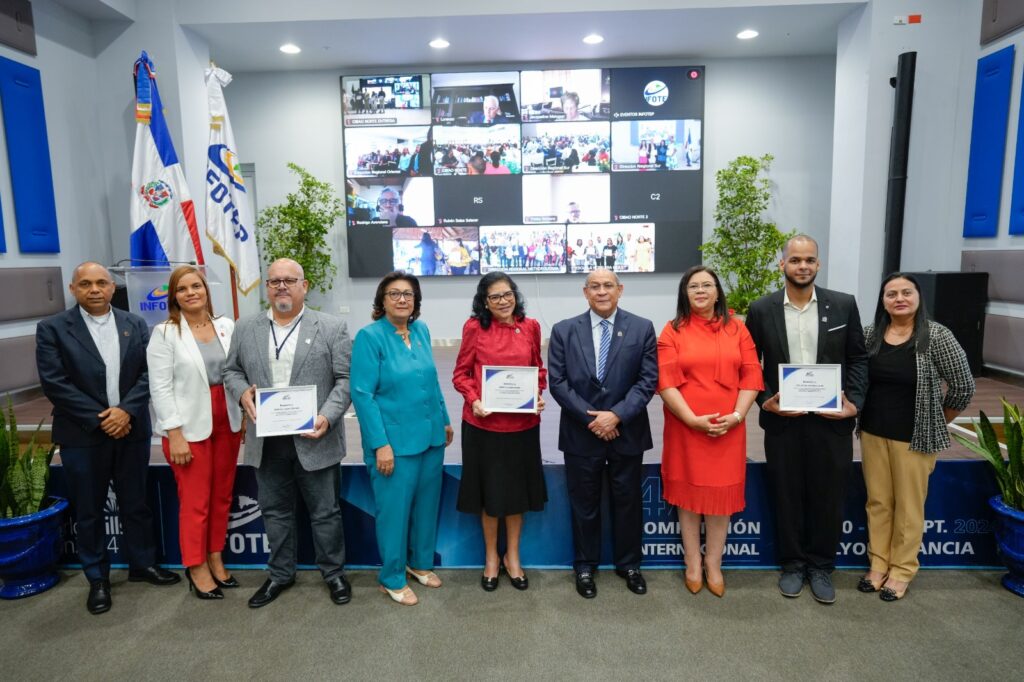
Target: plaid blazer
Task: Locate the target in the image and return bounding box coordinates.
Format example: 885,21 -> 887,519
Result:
863,321 -> 975,453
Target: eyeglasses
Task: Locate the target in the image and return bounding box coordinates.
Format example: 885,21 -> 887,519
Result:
486,291 -> 515,304
266,277 -> 300,289
687,282 -> 716,292
378,198 -> 400,206
385,290 -> 415,301
586,282 -> 619,292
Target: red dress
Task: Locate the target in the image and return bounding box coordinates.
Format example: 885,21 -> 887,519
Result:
657,316 -> 764,515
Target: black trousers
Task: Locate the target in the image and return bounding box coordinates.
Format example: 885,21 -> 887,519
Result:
60,438 -> 156,582
763,416 -> 853,572
564,450 -> 643,572
256,437 -> 346,583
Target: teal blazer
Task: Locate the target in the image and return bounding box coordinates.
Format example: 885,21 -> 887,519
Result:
351,318 -> 450,456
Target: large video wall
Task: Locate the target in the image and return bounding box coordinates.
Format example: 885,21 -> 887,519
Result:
342,66 -> 704,277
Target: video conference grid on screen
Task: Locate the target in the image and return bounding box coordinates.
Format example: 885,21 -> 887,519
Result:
342,66 -> 704,277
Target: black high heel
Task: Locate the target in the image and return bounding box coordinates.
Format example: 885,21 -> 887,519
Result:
212,574 -> 240,589
186,567 -> 224,600
502,556 -> 529,590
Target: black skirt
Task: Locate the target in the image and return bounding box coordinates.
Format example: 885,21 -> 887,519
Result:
457,422 -> 548,516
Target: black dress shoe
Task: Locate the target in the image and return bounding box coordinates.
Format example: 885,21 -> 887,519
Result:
213,574 -> 240,589
616,568 -> 647,595
575,570 -> 597,599
480,574 -> 499,592
185,567 -> 224,600
501,559 -> 529,590
247,578 -> 294,608
326,574 -> 352,605
87,579 -> 112,615
128,566 -> 181,586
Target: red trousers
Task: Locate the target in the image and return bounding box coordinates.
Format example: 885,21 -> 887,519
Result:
162,384 -> 242,567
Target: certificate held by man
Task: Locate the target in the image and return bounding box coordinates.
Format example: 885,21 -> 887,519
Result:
481,365 -> 540,414
778,364 -> 842,413
255,385 -> 318,437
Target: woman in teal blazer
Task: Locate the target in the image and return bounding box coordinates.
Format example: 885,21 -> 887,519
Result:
352,271 -> 453,606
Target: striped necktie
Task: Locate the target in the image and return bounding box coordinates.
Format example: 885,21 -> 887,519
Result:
597,318 -> 611,381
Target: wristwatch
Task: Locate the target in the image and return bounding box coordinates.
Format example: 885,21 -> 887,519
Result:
732,411 -> 743,424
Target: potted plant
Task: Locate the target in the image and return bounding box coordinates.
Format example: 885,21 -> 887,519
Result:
701,154 -> 794,315
256,162 -> 342,297
952,399 -> 1024,597
0,399 -> 67,599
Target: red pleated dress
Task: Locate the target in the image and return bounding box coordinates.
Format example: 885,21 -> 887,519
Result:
657,316 -> 764,515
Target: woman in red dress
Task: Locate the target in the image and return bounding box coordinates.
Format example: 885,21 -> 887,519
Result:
453,272 -> 547,592
657,266 -> 763,597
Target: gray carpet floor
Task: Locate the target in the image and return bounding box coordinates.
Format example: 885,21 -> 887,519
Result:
1,568 -> 1021,680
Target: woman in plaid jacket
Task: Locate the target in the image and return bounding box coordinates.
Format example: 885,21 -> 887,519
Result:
858,273 -> 975,602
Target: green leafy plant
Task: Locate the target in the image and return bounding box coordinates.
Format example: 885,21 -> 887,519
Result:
256,163 -> 341,296
952,399 -> 1024,511
701,154 -> 795,315
0,398 -> 56,518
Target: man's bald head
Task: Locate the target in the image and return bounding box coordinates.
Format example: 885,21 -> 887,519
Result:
70,261 -> 115,315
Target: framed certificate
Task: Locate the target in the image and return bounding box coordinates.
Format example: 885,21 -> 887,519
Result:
255,385 -> 318,437
778,364 -> 842,413
481,366 -> 539,414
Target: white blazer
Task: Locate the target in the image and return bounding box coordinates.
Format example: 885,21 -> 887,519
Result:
147,316 -> 243,440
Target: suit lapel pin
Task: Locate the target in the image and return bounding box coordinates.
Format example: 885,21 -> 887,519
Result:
821,317 -> 827,323
617,331 -> 623,337
123,330 -> 130,337
515,328 -> 520,334
305,338 -> 312,344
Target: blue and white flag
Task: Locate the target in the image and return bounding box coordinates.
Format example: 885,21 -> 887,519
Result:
205,66 -> 259,295
130,51 -> 205,267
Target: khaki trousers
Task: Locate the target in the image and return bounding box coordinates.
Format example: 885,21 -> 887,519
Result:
861,431 -> 937,582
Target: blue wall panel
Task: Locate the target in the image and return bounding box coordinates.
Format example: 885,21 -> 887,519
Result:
0,55 -> 60,253
964,46 -> 1015,238
1012,62 -> 1024,234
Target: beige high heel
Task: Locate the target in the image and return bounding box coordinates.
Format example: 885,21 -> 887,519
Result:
406,566 -> 442,588
379,584 -> 418,606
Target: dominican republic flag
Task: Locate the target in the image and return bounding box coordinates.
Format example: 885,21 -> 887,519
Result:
130,51 -> 204,266
205,66 -> 259,295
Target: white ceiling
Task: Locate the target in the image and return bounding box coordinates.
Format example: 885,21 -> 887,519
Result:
183,3 -> 862,74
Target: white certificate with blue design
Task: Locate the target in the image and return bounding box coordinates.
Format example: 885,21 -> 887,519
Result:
778,364 -> 842,413
481,366 -> 539,414
255,385 -> 318,437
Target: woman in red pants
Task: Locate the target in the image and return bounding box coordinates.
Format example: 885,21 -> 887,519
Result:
148,265 -> 243,599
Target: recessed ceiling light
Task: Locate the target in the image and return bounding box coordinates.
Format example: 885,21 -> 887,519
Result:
736,29 -> 759,40
279,43 -> 301,54
429,38 -> 450,49
583,34 -> 604,45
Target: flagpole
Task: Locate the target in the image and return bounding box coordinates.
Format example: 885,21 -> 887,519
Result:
229,265 -> 240,320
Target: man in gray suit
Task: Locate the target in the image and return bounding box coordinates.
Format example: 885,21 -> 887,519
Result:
224,258 -> 353,608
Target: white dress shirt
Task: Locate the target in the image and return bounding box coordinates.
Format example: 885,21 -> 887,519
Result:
589,308 -> 618,375
267,308 -> 303,388
80,306 -> 120,407
783,287 -> 819,365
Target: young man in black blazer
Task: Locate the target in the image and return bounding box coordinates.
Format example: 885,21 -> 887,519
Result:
745,236 -> 868,604
36,262 -> 179,615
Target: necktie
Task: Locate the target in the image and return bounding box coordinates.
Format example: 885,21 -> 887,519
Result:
597,319 -> 611,381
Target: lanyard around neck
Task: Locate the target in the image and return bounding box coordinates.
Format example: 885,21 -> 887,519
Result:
271,315 -> 303,360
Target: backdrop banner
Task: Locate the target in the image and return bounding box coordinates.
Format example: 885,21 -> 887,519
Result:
49,461 -> 1001,570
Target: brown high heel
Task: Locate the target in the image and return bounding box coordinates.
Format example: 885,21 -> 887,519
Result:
684,569 -> 703,594
705,568 -> 725,598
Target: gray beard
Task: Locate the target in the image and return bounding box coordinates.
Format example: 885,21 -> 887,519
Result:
273,299 -> 293,313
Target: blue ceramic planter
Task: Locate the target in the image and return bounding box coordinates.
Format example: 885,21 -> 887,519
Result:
0,497 -> 69,599
989,495 -> 1024,597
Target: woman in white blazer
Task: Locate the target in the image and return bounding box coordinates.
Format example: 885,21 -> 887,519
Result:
147,265 -> 243,600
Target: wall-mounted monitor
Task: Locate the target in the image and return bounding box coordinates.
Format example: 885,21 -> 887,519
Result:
342,65 -> 704,277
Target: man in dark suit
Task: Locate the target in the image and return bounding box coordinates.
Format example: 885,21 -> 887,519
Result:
36,262 -> 179,615
745,235 -> 868,604
548,268 -> 658,598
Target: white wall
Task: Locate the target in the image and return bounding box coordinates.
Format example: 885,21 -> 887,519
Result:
227,55 -> 837,339
0,0 -> 110,339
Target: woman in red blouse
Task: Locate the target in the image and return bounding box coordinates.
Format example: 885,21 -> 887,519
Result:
657,266 -> 763,597
453,272 -> 548,592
